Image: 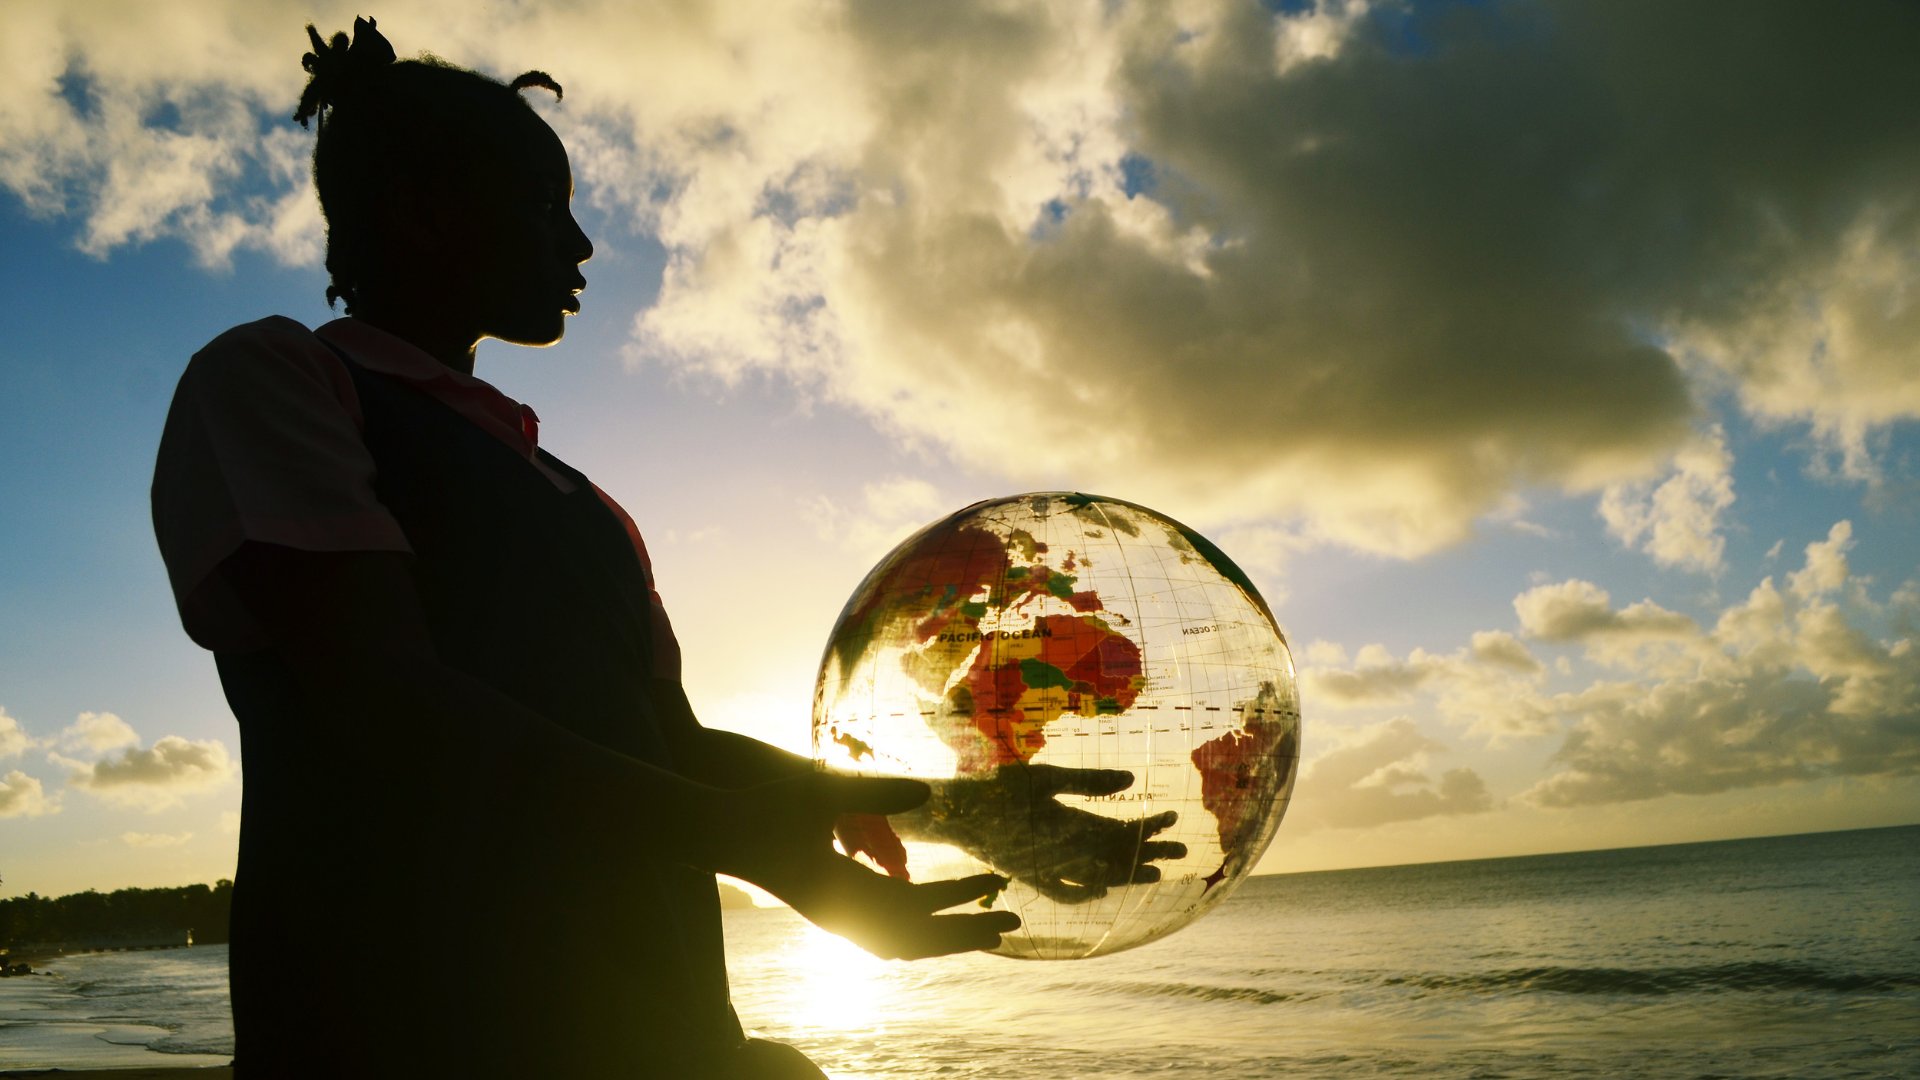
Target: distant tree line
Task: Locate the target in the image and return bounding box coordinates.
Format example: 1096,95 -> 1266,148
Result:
0,881 -> 232,949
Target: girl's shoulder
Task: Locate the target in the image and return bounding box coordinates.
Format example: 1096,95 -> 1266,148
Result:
194,314 -> 329,367
183,315 -> 359,418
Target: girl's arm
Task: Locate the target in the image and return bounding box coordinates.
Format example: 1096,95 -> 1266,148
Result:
225,540 -> 1017,959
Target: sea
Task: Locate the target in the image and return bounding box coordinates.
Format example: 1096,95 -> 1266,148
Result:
2,824 -> 1915,1078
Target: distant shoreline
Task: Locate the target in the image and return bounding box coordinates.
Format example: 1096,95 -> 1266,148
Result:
0,948 -> 63,974
3,943 -> 197,974
4,820 -> 1913,920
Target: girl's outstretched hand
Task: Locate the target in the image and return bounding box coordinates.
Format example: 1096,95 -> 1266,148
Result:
913,764 -> 1186,903
717,772 -> 1020,960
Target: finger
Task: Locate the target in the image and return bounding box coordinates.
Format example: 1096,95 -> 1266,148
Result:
1063,848 -> 1165,889
821,774 -> 931,817
910,873 -> 1010,913
1137,840 -> 1188,863
1090,860 -> 1161,886
1133,809 -> 1179,836
1031,764 -> 1134,798
896,911 -> 1022,959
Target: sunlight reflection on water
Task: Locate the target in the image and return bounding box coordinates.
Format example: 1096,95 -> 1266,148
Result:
719,828 -> 1920,1079
775,923 -> 897,1036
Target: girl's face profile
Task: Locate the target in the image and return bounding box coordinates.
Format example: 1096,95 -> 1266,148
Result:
456,117 -> 593,348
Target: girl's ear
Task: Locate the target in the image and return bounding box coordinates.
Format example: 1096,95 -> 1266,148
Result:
373,171 -> 438,252
378,169 -> 488,255
359,172 -> 462,305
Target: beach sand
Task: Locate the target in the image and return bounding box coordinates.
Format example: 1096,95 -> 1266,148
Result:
0,1060 -> 232,1068
0,961 -> 233,1075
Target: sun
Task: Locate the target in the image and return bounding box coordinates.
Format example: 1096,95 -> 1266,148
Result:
775,922 -> 900,1036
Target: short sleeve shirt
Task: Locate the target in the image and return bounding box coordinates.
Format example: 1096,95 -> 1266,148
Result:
151,315 -> 682,678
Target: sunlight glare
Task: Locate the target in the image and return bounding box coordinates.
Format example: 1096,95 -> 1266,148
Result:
777,922 -> 900,1035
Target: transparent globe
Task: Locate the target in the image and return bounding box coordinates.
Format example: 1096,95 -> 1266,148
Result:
813,492 -> 1300,959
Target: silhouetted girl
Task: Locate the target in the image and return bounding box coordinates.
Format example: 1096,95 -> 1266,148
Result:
153,17 -> 1014,1078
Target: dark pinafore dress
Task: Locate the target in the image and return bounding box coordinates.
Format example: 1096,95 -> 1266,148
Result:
214,349 -> 742,1077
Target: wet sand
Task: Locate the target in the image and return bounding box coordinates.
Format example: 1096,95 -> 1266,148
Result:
0,955 -> 233,1074
0,1072 -> 232,1077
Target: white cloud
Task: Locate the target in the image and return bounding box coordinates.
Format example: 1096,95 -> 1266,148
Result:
0,770 -> 58,819
802,476 -> 946,560
1272,0 -> 1373,75
0,707 -> 29,759
1470,630 -> 1542,674
5,2 -> 1914,556
121,831 -> 194,848
1519,525 -> 1920,805
1209,523 -> 1306,600
658,524 -> 726,548
1304,635 -> 1553,739
60,734 -> 237,811
1794,602 -> 1899,716
56,711 -> 141,755
1302,647 -> 1446,707
1297,519 -> 1920,803
1513,580 -> 1698,644
1668,207 -> 1920,483
0,709 -> 144,761
1712,577 -> 1795,668
1522,656 -> 1919,808
1894,579 -> 1920,639
1293,718 -> 1495,829
1789,520 -> 1854,599
1301,640 -> 1350,668
0,0 -> 323,267
1599,427 -> 1736,572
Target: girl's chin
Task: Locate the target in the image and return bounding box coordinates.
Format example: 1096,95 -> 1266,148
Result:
490,315 -> 570,348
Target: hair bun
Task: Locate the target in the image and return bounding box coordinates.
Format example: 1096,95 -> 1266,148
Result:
294,16 -> 397,128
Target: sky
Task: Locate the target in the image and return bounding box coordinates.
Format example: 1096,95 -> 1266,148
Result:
2,0 -> 1918,899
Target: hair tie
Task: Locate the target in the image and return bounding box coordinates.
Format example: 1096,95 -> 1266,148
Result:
293,16 -> 397,128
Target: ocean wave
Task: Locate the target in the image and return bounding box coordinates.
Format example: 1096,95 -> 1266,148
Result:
1379,961 -> 1920,996
1057,979 -> 1309,1005
1026,960 -> 1920,1008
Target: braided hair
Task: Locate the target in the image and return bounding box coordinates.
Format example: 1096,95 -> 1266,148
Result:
294,17 -> 563,311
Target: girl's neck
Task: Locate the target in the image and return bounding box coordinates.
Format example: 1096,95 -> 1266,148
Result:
350,303 -> 481,375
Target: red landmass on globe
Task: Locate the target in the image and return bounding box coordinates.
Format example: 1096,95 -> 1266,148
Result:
1190,712 -> 1297,872
859,524 -> 1012,632
834,812 -> 911,880
955,613 -> 1144,768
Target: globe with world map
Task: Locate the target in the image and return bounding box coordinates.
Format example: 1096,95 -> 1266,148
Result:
813,492 -> 1301,959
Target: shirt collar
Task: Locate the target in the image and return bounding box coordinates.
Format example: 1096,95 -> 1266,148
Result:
316,317 -> 469,384
316,317 -> 543,456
